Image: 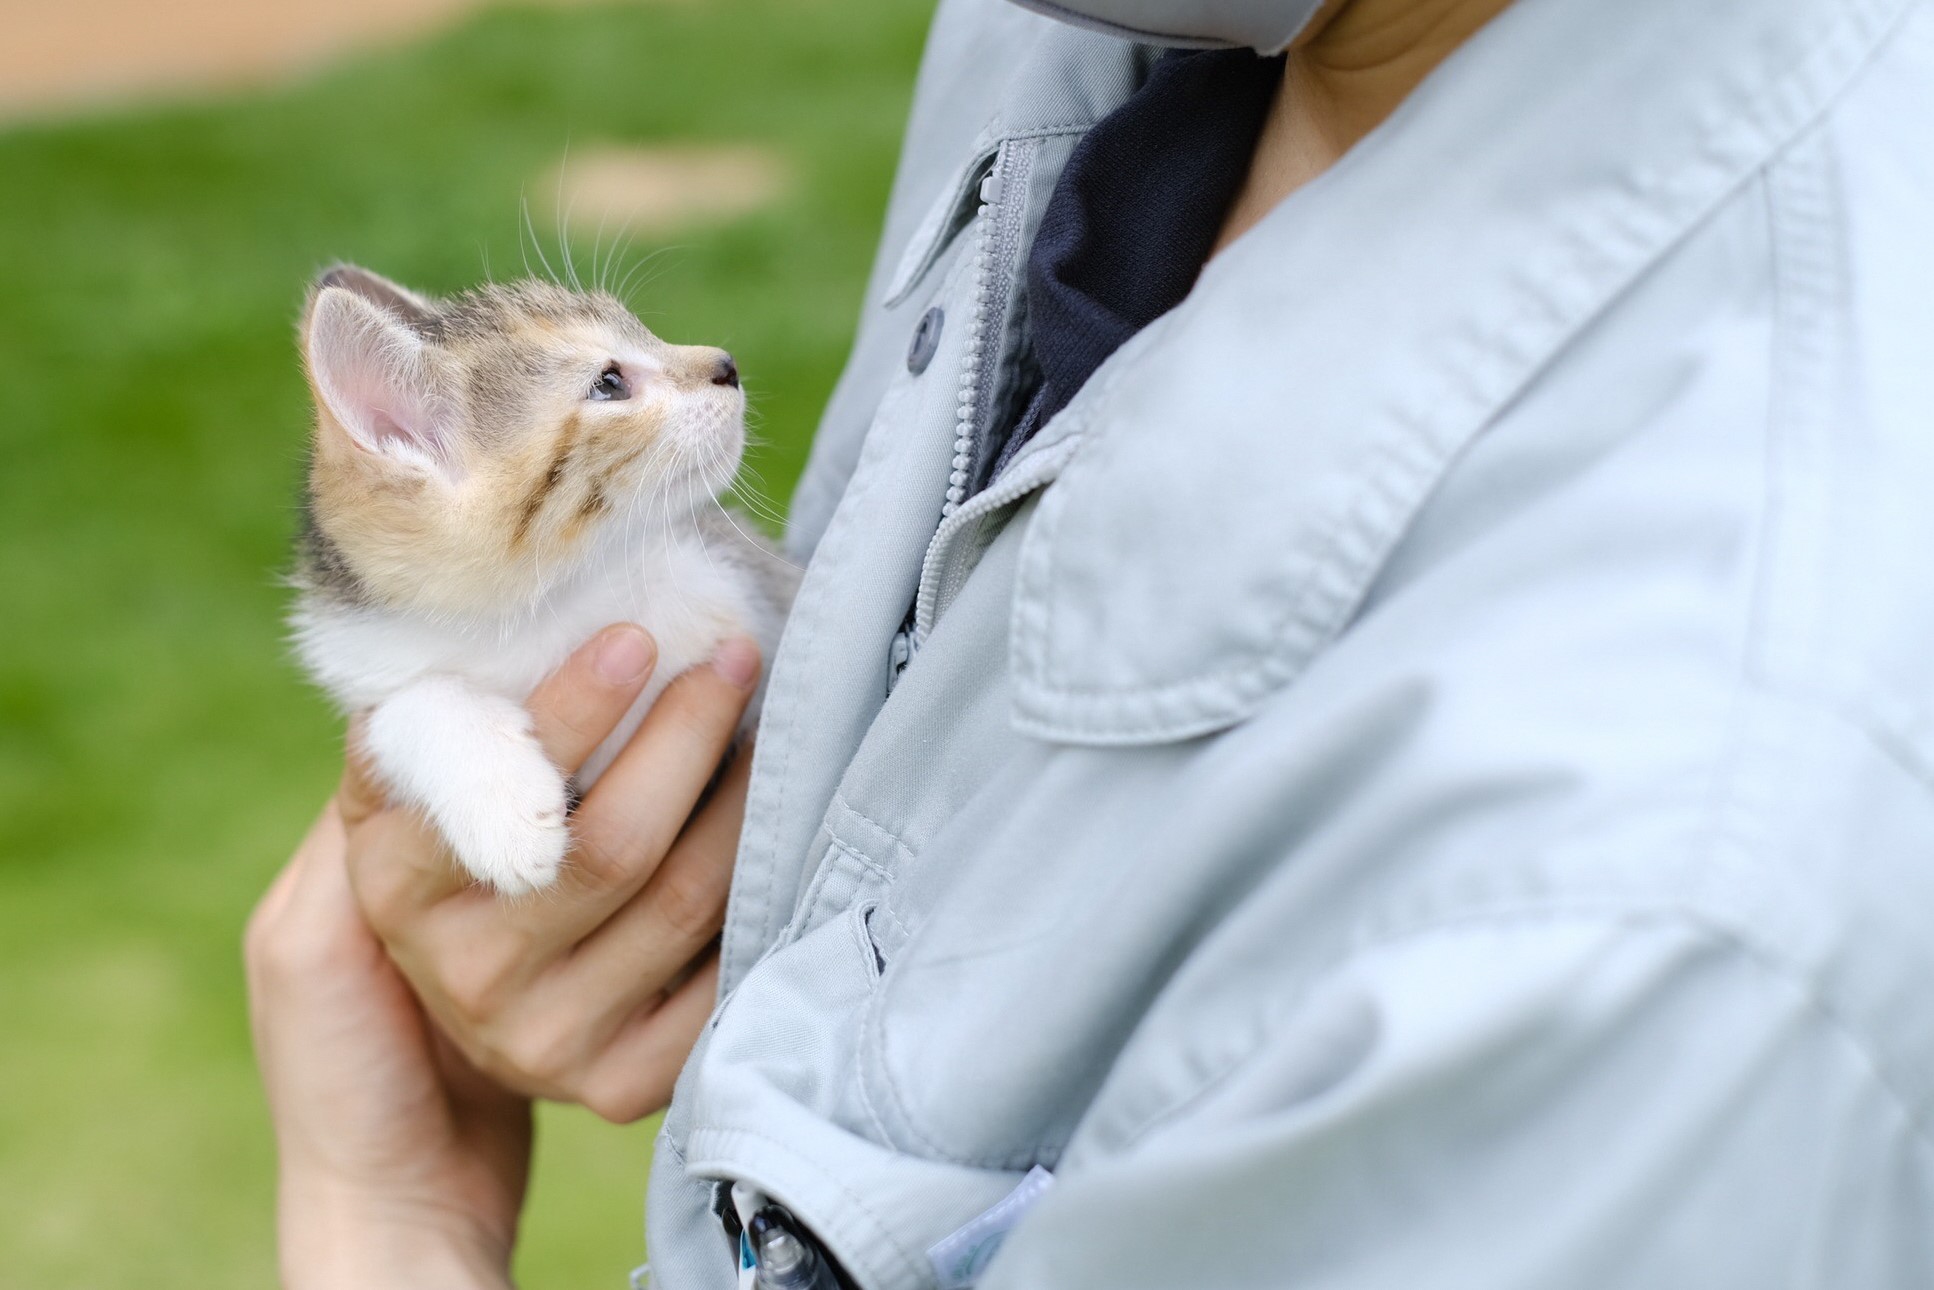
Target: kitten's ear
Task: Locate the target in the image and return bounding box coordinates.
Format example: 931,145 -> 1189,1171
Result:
313,263 -> 438,330
303,286 -> 454,476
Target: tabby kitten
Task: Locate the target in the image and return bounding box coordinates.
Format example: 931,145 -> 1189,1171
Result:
290,266 -> 796,894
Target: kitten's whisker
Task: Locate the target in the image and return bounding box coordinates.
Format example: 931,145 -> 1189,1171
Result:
554,138 -> 584,292
295,263 -> 791,900
729,461 -> 787,512
712,502 -> 802,572
734,495 -> 788,531
517,190 -> 537,281
689,488 -> 722,581
595,210 -> 645,297
590,205 -> 614,294
613,245 -> 683,308
733,486 -> 786,524
720,450 -> 789,529
523,193 -> 563,287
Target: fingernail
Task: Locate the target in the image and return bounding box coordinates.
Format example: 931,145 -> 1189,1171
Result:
711,637 -> 761,689
594,625 -> 655,685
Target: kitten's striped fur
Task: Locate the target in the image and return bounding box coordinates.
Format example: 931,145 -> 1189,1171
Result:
291,266 -> 795,893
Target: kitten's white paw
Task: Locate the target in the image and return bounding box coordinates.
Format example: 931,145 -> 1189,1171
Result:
441,757 -> 572,895
363,678 -> 573,897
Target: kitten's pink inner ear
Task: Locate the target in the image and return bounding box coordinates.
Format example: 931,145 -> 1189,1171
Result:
305,286 -> 455,476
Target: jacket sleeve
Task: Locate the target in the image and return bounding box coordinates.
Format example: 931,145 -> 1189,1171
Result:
978,914 -> 1934,1289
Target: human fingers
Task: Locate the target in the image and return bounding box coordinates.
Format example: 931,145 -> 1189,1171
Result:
246,832 -> 308,946
247,801 -> 433,1151
247,805 -> 532,1288
559,637 -> 758,904
430,948 -> 724,1116
441,748 -> 749,1097
336,719 -> 388,829
395,710 -> 749,1101
245,801 -> 360,1000
432,638 -> 757,966
553,746 -> 749,1013
576,952 -> 722,1124
347,625 -> 659,930
335,709 -> 463,928
356,637 -> 752,1097
526,623 -> 657,774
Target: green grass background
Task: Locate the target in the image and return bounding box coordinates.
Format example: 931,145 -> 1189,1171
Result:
0,3 -> 926,1284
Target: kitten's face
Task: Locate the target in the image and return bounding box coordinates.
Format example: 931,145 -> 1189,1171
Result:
298,266 -> 745,615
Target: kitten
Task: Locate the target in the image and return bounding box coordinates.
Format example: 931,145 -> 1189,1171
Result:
289,265 -> 797,894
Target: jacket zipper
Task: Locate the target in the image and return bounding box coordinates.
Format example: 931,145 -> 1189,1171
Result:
943,150 -> 1029,517
889,144 -> 1031,692
914,433 -> 1080,645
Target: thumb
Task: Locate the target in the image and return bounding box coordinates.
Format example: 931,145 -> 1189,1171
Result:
336,714 -> 390,828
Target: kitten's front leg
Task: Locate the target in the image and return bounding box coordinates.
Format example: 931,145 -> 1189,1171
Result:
360,675 -> 570,894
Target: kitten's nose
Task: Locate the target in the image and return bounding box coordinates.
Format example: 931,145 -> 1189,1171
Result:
710,352 -> 740,389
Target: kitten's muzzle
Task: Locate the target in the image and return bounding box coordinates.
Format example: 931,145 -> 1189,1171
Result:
711,353 -> 740,389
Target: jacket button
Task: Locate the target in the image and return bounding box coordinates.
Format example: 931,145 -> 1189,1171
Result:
906,306 -> 943,374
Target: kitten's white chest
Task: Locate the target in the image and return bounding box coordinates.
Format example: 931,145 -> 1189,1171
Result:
298,528 -> 764,710
293,521 -> 792,892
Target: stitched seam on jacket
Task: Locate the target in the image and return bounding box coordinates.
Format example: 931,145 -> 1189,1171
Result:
738,222 -> 997,978
1011,0 -> 1906,735
782,842 -> 886,949
827,791 -> 919,869
842,788 -> 1063,1167
824,794 -> 923,942
682,1124 -> 924,1284
888,124 -> 1090,307
865,995 -> 1066,1171
1746,92 -> 1934,802
859,927 -> 1067,1171
728,382 -> 903,987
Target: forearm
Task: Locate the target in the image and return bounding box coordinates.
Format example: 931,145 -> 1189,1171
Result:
279,1170 -> 515,1290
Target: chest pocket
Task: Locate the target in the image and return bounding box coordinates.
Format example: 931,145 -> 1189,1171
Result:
798,507 -> 1181,1171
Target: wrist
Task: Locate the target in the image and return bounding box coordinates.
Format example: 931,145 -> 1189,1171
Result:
279,1169 -> 515,1290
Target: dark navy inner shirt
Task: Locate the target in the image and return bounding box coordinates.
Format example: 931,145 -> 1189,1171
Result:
985,48 -> 1286,486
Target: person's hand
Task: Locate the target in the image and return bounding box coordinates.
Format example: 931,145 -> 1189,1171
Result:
246,629 -> 752,1287
341,625 -> 760,1123
247,803 -> 525,1290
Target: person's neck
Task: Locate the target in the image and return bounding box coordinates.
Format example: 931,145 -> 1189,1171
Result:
1213,0 -> 1514,254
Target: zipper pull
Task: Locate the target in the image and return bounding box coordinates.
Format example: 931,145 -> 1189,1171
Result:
886,627 -> 916,695
978,165 -> 1003,208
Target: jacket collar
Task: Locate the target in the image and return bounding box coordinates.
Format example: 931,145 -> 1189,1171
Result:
1009,0 -> 1907,745
1004,0 -> 1325,52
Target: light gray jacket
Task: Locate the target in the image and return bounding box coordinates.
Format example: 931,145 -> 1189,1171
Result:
647,0 -> 1934,1285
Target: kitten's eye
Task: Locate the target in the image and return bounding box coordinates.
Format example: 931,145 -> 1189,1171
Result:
588,363 -> 630,402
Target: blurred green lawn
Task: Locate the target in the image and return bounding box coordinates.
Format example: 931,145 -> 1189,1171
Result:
0,3 -> 926,1284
